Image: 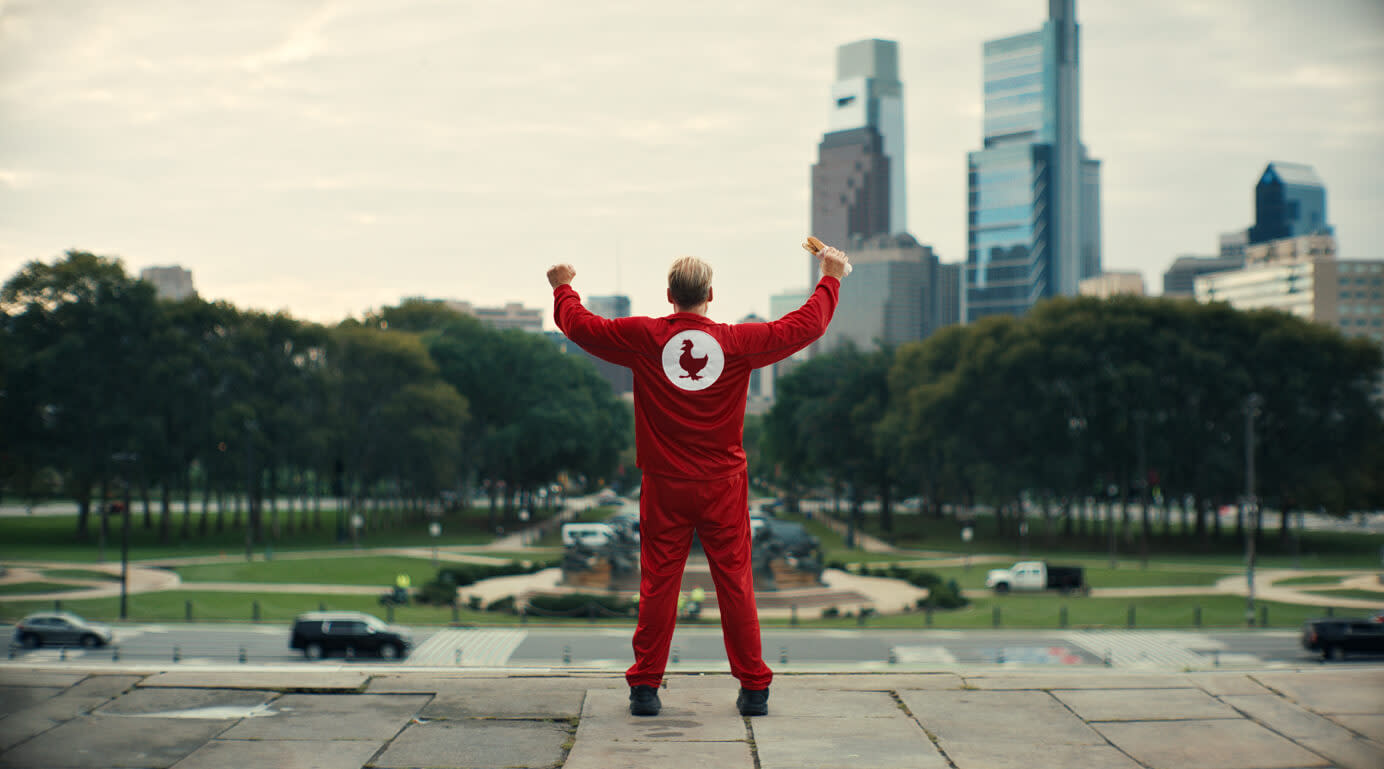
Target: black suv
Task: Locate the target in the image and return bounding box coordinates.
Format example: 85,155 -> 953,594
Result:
289,611 -> 412,660
1301,616 -> 1384,661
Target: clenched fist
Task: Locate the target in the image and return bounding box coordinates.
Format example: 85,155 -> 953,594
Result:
819,247 -> 851,280
547,264 -> 576,288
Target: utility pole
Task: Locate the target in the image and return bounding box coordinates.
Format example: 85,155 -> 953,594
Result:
1244,394 -> 1262,626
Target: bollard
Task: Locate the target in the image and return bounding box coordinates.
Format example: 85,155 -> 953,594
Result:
172,646 -> 181,663
319,602 -> 327,612
562,645 -> 571,664
455,649 -> 463,665
1103,650 -> 1112,667
1326,607 -> 1334,617
252,601 -> 261,623
59,647 -> 67,661
671,646 -> 680,663
1194,605 -> 1202,628
779,646 -> 788,664
925,606 -> 934,627
1213,650 -> 1221,667
452,603 -> 460,624
386,604 -> 395,624
888,647 -> 898,665
112,645 -> 119,662
1059,605 -> 1068,629
238,647 -> 247,664
1127,605 -> 1137,629
1260,605 -> 1269,627
790,604 -> 799,627
992,606 -> 1002,628
185,600 -> 193,622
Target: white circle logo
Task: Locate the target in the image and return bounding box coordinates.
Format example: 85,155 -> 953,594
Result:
661,330 -> 724,391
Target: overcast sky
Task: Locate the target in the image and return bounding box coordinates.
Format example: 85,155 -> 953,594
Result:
2,0 -> 1381,328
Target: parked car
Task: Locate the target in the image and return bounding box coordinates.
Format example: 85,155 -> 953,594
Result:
1301,617 -> 1384,661
562,522 -> 615,548
12,611 -> 114,649
289,611 -> 412,660
985,560 -> 1089,595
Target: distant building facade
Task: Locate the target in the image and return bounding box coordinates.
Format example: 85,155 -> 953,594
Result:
441,300 -> 543,332
965,0 -> 1102,321
1247,162 -> 1330,245
1163,254 -> 1245,297
585,294 -> 631,320
817,233 -> 952,353
139,266 -> 196,301
810,39 -> 905,285
1079,271 -> 1145,298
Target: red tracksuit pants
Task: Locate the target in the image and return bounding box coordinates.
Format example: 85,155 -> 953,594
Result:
626,470 -> 773,691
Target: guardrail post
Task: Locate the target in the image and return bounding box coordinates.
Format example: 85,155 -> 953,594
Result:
252,601 -> 260,622
185,600 -> 193,622
992,606 -> 1002,628
386,604 -> 394,623
1194,605 -> 1202,627
1127,605 -> 1136,629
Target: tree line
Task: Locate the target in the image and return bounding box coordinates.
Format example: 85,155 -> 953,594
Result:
0,251 -> 632,544
761,294 -> 1384,550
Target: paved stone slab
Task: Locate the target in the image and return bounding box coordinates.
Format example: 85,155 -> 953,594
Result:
0,715 -> 231,769
397,677 -> 588,719
372,719 -> 570,769
563,738 -> 752,769
776,673 -> 964,691
1095,719 -> 1330,769
0,687 -> 63,719
169,739 -> 382,769
753,715 -> 946,769
1188,673 -> 1273,696
217,693 -> 429,741
1325,713 -> 1384,742
1054,688 -> 1239,721
577,688 -> 746,742
1221,694 -> 1356,741
898,690 -> 1106,747
764,689 -> 904,718
96,687 -> 277,717
935,743 -> 1145,769
1298,735 -> 1384,769
962,673 -> 1193,690
0,670 -> 87,688
365,673 -> 510,692
0,675 -> 143,751
138,670 -> 368,692
1255,670 -> 1384,715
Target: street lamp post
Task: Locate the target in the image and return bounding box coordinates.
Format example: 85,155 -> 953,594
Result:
1244,394 -> 1262,626
112,451 -> 137,620
429,522 -> 442,567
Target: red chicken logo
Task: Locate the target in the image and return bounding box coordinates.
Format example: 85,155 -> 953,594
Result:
661,330 -> 724,391
678,338 -> 708,380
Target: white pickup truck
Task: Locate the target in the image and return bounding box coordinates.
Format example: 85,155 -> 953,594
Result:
985,560 -> 1089,595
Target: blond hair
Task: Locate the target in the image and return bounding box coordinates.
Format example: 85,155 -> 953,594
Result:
667,256 -> 712,309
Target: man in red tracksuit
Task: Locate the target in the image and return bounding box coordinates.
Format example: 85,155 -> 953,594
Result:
547,243 -> 850,717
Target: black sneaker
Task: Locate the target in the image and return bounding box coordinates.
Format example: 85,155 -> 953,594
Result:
736,687 -> 769,716
629,685 -> 661,716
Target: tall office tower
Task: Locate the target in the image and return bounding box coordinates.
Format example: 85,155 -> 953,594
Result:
965,0 -> 1101,321
139,266 -> 196,301
816,233 -> 946,353
1162,254 -> 1245,297
1248,162 -> 1330,244
810,39 -> 906,285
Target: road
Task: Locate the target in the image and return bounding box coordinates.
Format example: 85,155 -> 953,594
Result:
3,623 -> 1371,672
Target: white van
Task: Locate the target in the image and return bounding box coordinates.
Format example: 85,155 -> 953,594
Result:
562,522 -> 615,548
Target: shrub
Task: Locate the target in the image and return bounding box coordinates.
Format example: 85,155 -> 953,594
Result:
524,592 -> 635,617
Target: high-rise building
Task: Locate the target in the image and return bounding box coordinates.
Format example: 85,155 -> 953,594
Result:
1248,162 -> 1330,245
810,39 -> 905,285
817,233 -> 949,353
936,262 -> 964,331
585,295 -> 631,320
965,0 -> 1101,321
439,300 -> 543,332
139,266 -> 196,301
1162,254 -> 1245,297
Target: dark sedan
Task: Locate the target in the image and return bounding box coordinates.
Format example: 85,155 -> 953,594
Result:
12,612 -> 114,649
1302,617 -> 1384,660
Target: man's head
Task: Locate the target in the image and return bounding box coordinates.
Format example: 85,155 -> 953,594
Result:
667,255 -> 713,311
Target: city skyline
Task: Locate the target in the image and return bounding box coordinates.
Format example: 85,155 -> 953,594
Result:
2,0 -> 1381,329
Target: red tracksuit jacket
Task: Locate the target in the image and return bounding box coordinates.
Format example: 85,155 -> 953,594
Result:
553,276 -> 840,480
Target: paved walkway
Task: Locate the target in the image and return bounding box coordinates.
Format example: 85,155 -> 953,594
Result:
0,665 -> 1380,768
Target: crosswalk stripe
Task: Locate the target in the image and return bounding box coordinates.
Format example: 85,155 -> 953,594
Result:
406,630 -> 526,667
1062,630 -> 1261,670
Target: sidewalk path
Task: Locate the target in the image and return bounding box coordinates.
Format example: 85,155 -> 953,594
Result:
0,666 -> 1379,768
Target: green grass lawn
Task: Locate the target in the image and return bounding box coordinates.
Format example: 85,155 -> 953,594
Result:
0,581 -> 93,596
862,561 -> 1231,592
40,568 -> 123,581
0,507 -> 555,562
1303,589 -> 1384,603
470,549 -> 562,562
173,556 -> 444,587
1274,575 -> 1350,586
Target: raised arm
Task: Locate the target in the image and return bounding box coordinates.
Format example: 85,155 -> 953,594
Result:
548,263 -> 641,367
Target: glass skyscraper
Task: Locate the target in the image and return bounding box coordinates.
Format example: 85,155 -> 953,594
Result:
1247,162 -> 1329,244
966,0 -> 1101,320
